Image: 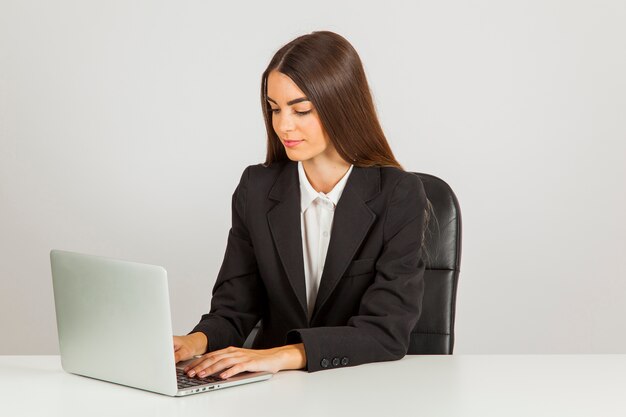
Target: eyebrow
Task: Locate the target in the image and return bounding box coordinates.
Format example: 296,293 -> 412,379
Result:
266,96 -> 310,106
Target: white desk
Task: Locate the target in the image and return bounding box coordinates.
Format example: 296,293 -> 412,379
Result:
1,355 -> 625,417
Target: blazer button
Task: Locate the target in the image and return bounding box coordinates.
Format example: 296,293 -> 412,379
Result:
331,358 -> 340,367
320,358 -> 330,368
341,357 -> 349,366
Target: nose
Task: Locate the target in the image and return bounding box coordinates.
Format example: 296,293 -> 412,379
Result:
276,112 -> 295,134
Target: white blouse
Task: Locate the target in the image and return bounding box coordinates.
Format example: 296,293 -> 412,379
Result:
298,161 -> 354,321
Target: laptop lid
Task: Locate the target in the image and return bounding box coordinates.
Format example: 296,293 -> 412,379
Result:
50,249 -> 179,396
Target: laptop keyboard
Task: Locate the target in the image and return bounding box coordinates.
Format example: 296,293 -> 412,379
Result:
177,368 -> 224,389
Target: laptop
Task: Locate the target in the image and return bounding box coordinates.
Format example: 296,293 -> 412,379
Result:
50,249 -> 272,396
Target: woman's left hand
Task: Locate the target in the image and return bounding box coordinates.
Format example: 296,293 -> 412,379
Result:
184,343 -> 307,379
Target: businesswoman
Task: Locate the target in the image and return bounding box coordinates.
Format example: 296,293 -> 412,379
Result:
173,31 -> 429,379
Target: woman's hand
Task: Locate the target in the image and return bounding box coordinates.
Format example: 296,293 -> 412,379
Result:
173,332 -> 208,363
184,343 -> 307,379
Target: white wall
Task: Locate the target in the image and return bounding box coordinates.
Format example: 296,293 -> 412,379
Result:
1,0 -> 624,355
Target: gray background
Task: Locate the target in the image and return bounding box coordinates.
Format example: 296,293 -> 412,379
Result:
1,0 -> 625,355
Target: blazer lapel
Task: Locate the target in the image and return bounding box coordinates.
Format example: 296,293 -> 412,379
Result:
267,162 -> 308,317
267,162 -> 381,324
312,166 -> 380,321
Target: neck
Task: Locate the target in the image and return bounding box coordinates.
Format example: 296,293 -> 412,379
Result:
301,158 -> 351,194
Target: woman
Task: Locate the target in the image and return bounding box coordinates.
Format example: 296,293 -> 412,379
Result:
173,31 -> 429,379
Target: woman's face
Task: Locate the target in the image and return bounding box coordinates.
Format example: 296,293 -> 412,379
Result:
266,70 -> 338,163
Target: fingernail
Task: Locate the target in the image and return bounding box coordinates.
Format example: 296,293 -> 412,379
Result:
188,370 -> 195,377
220,373 -> 227,379
198,371 -> 205,377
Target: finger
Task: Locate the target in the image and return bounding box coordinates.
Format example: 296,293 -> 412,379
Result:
186,350 -> 241,374
173,336 -> 183,349
174,347 -> 182,363
188,354 -> 229,376
195,357 -> 241,378
185,351 -> 219,371
219,361 -> 251,379
175,347 -> 192,363
184,356 -> 206,373
185,347 -> 245,373
187,355 -> 220,376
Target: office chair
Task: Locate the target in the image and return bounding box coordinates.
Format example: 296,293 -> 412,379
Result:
243,173 -> 462,354
407,172 -> 462,355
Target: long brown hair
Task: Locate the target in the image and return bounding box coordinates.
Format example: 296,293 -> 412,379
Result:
261,31 -> 402,169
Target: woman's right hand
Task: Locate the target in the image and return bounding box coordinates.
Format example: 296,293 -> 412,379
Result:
173,332 -> 208,363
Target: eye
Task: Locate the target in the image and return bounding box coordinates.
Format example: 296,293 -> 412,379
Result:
269,108 -> 312,116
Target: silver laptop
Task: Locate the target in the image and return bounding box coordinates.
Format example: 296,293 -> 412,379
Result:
50,249 -> 272,396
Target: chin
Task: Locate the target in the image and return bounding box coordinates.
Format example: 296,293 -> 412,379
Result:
284,149 -> 307,162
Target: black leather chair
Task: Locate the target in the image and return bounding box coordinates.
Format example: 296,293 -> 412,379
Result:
243,172 -> 462,354
407,172 -> 462,355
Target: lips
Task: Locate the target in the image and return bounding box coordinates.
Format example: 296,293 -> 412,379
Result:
283,140 -> 304,148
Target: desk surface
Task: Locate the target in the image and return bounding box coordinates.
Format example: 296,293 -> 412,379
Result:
1,355 -> 625,417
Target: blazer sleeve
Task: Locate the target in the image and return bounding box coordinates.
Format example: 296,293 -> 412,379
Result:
286,173 -> 428,372
190,166 -> 264,352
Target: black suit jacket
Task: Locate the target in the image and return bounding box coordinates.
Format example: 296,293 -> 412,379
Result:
192,160 -> 428,372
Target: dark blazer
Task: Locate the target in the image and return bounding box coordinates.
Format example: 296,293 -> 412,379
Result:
192,160 -> 428,372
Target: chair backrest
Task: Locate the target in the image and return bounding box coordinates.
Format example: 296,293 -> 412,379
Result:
407,172 -> 462,355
